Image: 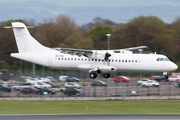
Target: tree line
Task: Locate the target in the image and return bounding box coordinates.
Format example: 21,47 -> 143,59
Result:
0,14 -> 180,72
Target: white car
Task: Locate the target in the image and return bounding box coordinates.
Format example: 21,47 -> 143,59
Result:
26,78 -> 39,84
64,82 -> 81,89
59,76 -> 69,81
12,83 -> 34,91
137,79 -> 151,85
37,77 -> 51,82
168,76 -> 180,82
141,80 -> 159,87
34,82 -> 52,89
26,78 -> 51,84
51,86 -> 66,92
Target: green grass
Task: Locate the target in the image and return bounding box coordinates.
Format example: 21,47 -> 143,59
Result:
0,100 -> 180,114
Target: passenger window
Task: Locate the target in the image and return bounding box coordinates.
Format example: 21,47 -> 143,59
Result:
74,58 -> 76,61
129,60 -> 131,62
68,58 -> 70,60
62,58 -> 63,60
65,58 -> 67,60
112,59 -> 114,62
58,58 -> 60,60
119,60 -> 121,62
122,60 -> 124,62
115,60 -> 117,62
125,60 -> 127,62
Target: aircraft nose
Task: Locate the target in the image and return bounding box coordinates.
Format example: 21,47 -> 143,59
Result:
171,62 -> 178,71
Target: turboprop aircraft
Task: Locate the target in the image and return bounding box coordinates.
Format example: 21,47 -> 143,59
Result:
8,22 -> 178,79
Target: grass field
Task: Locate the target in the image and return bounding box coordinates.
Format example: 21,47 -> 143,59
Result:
0,100 -> 180,114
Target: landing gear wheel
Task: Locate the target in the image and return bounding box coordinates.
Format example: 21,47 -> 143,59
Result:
103,73 -> 111,78
90,72 -> 97,79
164,75 -> 169,79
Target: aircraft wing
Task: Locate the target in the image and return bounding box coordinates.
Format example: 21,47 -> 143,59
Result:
57,48 -> 93,57
120,46 -> 148,51
54,46 -> 148,58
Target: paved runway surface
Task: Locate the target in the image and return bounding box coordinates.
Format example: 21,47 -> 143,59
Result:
1,114 -> 180,120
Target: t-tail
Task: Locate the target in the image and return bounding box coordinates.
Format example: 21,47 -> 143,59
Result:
11,22 -> 50,53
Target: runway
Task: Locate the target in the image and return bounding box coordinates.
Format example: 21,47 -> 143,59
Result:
1,114 -> 180,120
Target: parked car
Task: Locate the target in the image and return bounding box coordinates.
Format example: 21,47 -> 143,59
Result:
168,76 -> 180,82
12,83 -> 34,91
20,88 -> 39,94
37,88 -> 56,95
174,79 -> 180,87
37,77 -> 51,82
46,76 -> 56,81
150,76 -> 168,82
137,79 -> 151,85
34,82 -> 52,89
26,78 -> 39,84
43,81 -> 53,86
51,86 -> 66,92
59,75 -> 69,81
113,76 -> 130,82
90,80 -> 107,86
65,77 -> 80,82
0,84 -> 11,92
141,80 -> 160,87
26,78 -> 51,84
64,82 -> 81,89
64,88 -> 81,96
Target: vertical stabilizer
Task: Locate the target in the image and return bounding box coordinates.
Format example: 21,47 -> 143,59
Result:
12,22 -> 50,53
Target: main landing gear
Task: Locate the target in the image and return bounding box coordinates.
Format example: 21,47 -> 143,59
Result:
163,72 -> 169,82
89,72 -> 111,79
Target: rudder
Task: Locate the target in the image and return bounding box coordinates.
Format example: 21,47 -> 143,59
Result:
12,22 -> 49,53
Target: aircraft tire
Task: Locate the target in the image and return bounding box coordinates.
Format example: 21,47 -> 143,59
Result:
90,72 -> 97,79
164,75 -> 169,79
103,73 -> 111,78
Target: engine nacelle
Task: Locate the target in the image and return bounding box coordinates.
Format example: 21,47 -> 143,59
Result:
77,64 -> 116,73
89,65 -> 116,74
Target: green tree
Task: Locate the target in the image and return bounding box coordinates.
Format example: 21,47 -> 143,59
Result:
59,32 -> 94,49
0,19 -> 26,27
88,24 -> 113,40
0,60 -> 9,69
127,15 -> 165,28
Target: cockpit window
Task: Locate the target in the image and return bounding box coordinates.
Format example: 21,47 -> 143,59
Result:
156,58 -> 160,61
156,58 -> 170,61
160,58 -> 164,61
164,58 -> 170,61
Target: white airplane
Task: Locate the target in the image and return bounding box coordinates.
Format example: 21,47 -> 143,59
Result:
9,22 -> 178,79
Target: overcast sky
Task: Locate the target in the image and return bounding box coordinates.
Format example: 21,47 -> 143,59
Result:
0,0 -> 180,25
1,0 -> 180,7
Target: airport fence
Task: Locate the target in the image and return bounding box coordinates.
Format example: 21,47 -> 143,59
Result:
0,80 -> 180,98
